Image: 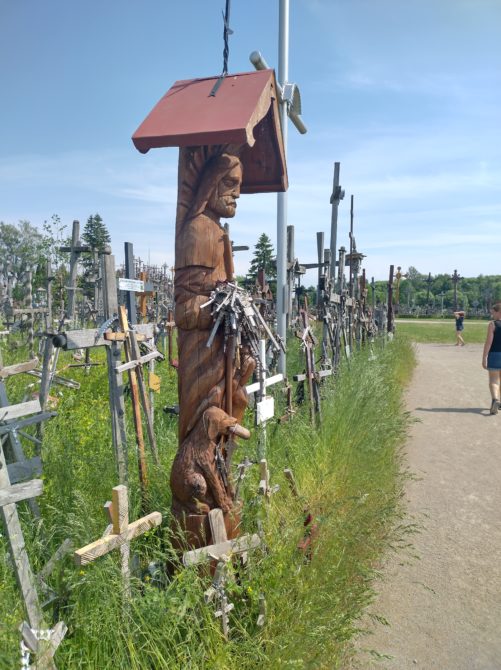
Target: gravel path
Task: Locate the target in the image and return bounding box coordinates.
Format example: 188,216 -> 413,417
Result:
357,342 -> 501,670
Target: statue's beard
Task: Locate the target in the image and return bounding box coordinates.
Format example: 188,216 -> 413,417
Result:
208,196 -> 238,219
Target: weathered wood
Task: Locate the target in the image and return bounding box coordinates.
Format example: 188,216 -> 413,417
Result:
245,373 -> 283,396
61,329 -> 111,350
127,325 -> 159,464
0,358 -> 39,379
7,456 -> 43,484
102,252 -> 118,318
20,619 -> 67,667
104,331 -> 146,342
65,220 -> 80,321
119,307 -> 149,497
208,508 -> 227,544
73,485 -> 162,585
292,369 -> 333,383
183,533 -> 262,567
0,443 -> 43,628
102,254 -> 128,485
37,538 -> 73,583
258,459 -> 270,497
0,413 -> 56,436
74,512 -> 162,566
0,479 -> 43,507
38,336 -> 55,414
25,368 -> 80,390
0,399 -> 41,423
0,384 -> 42,517
114,350 -> 162,374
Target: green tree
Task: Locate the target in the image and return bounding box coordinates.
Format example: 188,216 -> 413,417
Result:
0,221 -> 47,298
82,213 -> 111,253
247,233 -> 276,281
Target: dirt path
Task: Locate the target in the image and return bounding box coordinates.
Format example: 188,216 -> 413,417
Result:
357,343 -> 501,670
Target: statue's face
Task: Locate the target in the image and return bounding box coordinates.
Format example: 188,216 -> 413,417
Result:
207,163 -> 242,219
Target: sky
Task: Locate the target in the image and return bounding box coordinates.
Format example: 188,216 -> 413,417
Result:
1,0 -> 500,283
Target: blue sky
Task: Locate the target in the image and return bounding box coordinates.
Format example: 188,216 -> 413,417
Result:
1,0 -> 500,282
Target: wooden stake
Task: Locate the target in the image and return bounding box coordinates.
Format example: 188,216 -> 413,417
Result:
118,308 -> 148,502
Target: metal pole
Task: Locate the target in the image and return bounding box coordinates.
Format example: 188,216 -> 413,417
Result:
276,0 -> 289,374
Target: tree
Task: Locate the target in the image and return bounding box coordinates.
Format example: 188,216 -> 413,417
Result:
82,213 -> 111,253
0,220 -> 46,299
247,233 -> 276,281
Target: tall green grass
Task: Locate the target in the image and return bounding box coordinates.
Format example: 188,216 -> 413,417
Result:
0,336 -> 415,669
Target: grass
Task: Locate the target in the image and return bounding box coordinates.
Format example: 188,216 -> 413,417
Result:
0,332 -> 415,669
395,318 -> 488,344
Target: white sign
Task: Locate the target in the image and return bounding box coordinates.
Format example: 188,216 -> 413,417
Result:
118,278 -> 144,292
256,396 -> 275,425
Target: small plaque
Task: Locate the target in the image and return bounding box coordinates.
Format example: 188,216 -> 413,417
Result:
256,396 -> 274,424
118,278 -> 144,292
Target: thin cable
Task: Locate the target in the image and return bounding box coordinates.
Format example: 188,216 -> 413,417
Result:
222,0 -> 232,75
210,0 -> 233,96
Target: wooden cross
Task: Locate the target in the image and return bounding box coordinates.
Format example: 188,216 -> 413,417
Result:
293,302 -> 326,426
19,620 -> 67,670
0,375 -> 56,516
183,508 -> 262,638
137,271 -> 155,321
0,422 -> 68,669
245,338 -> 284,459
58,220 -> 94,322
74,485 -> 162,597
257,458 -> 279,501
117,306 -> 160,503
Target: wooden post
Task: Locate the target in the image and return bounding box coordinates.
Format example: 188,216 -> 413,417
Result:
23,268 -> 35,359
387,265 -> 395,334
46,260 -> 54,331
124,242 -> 138,325
451,269 -> 462,311
286,225 -> 295,325
118,307 -> 149,503
245,338 -> 283,459
102,253 -> 128,485
0,438 -> 43,629
65,220 -> 80,322
329,161 -> 344,281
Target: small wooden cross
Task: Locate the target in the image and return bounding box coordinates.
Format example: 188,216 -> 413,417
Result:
19,620 -> 67,670
257,459 -> 279,501
184,509 -> 262,639
74,485 -> 162,597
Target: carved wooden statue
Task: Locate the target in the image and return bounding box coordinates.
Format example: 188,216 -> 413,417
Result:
170,146 -> 255,540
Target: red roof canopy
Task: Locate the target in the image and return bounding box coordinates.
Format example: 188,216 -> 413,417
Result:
132,69 -> 288,194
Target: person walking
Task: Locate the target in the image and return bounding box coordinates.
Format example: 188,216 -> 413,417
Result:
482,302 -> 501,415
454,310 -> 466,346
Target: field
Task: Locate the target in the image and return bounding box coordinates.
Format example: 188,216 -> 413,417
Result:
395,319 -> 488,344
0,334 -> 415,669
